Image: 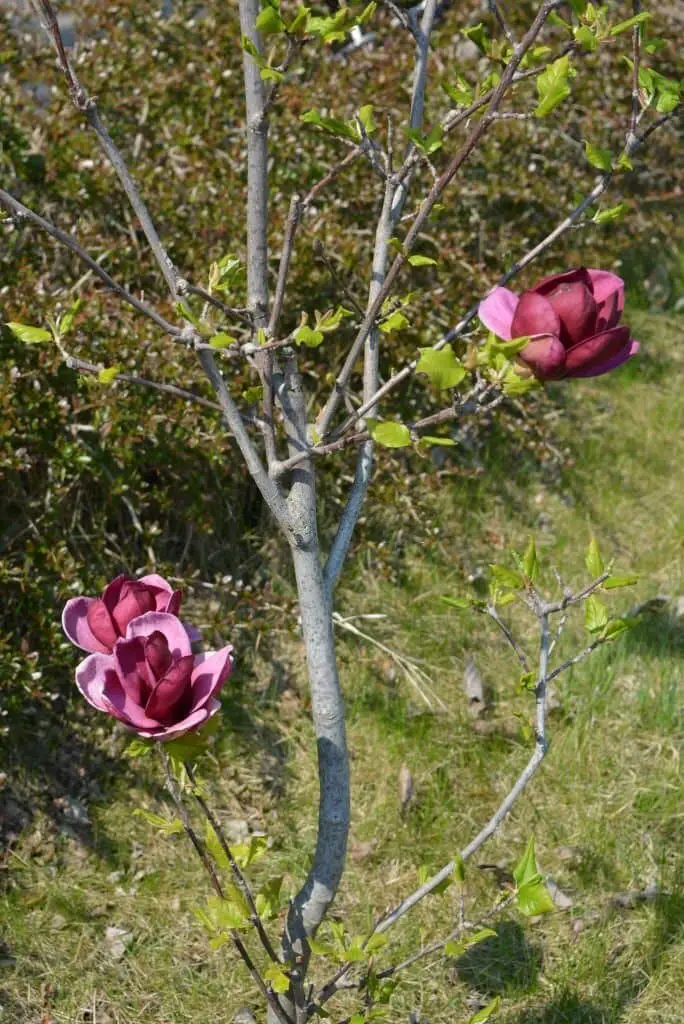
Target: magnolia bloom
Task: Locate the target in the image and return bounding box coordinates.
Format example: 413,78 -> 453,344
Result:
478,268 -> 639,380
74,612 -> 234,740
62,573 -> 189,654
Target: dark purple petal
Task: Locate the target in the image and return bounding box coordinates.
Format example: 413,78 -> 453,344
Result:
101,574 -> 130,613
532,267 -> 593,297
86,599 -> 119,650
144,631 -> 173,680
102,672 -> 166,731
518,336 -> 567,380
568,337 -> 639,377
111,582 -> 156,635
154,698 -> 221,741
62,597 -> 110,654
125,612 -> 193,659
166,590 -> 183,615
114,636 -> 152,705
510,291 -> 561,340
545,281 -> 597,347
145,656 -> 194,724
564,326 -> 631,376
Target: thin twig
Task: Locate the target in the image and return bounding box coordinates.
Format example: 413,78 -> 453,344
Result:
179,281 -> 252,325
489,0 -> 516,45
0,189 -> 181,338
628,0 -> 642,147
485,604 -> 530,671
184,762 -> 280,964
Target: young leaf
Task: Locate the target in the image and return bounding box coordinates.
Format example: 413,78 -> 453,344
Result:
513,836 -> 542,889
408,254 -> 438,267
584,594 -> 608,632
518,670 -> 536,692
295,324 -> 325,347
256,5 -> 285,33
594,203 -> 627,224
600,618 -> 632,641
242,385 -> 264,404
416,345 -> 466,390
585,537 -> 604,577
379,310 -> 410,334
230,834 -> 268,869
516,880 -> 555,916
441,595 -> 471,609
585,142 -> 613,171
133,808 -> 184,835
574,25 -> 598,51
6,322 -> 53,344
603,573 -> 639,589
468,997 -> 501,1024
535,55 -> 573,117
462,22 -> 488,53
369,421 -> 411,448
209,332 -> 237,349
357,104 -> 376,136
522,536 -> 539,582
264,964 -> 291,994
454,855 -> 466,883
419,435 -> 457,447
308,936 -> 340,958
365,933 -> 388,954
57,298 -> 82,337
300,109 -> 357,141
489,564 -> 524,590
98,366 -> 121,384
609,11 -> 651,36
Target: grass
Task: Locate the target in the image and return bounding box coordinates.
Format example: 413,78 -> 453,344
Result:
1,309 -> 683,1024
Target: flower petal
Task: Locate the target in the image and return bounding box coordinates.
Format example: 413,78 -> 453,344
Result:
568,337 -> 639,377
86,599 -> 119,650
533,267 -> 593,296
125,611 -> 192,659
564,326 -> 631,376
545,281 -> 597,347
191,645 -> 234,710
145,656 -> 194,724
111,583 -> 156,635
101,574 -> 130,612
518,336 -> 567,380
75,652 -> 119,711
511,291 -> 561,340
62,597 -> 109,654
102,672 -> 164,731
157,698 -> 221,741
586,269 -> 624,310
478,287 -> 519,340
114,636 -> 153,705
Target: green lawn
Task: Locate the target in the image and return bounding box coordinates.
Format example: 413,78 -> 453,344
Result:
1,310 -> 682,1024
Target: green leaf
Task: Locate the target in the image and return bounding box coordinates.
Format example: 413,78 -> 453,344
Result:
419,435 -> 457,447
584,594 -> 608,633
209,332 -> 237,349
489,564 -> 523,590
603,573 -> 639,589
260,66 -> 284,82
357,104 -> 376,136
255,876 -> 283,921
123,738 -> 153,759
517,880 -> 555,916
513,836 -> 542,889
408,254 -> 438,267
309,937 -> 339,958
133,808 -> 184,835
522,536 -> 539,582
585,538 -> 604,577
454,855 -> 466,883
655,89 -> 680,114
295,324 -> 325,348
288,5 -> 310,35
444,939 -> 467,957
350,1016 -> 365,1024
441,596 -> 471,609
300,109 -> 357,141
585,141 -> 613,171
609,11 -> 651,36
501,369 -> 541,396
369,421 -> 411,449
468,997 -> 501,1024
594,203 -> 627,224
256,5 -> 285,33
264,964 -> 290,994
574,25 -> 598,51
407,124 -> 443,155
462,22 -> 488,53
416,345 -> 466,390
442,75 -> 474,106
57,298 -> 82,337
98,366 -> 121,384
230,834 -> 268,869
518,670 -> 536,692
358,1 -> 377,24
489,333 -> 531,357
314,305 -> 352,333
365,933 -> 388,954
7,322 -> 53,344
600,617 -> 632,641
242,385 -> 263,404
205,892 -> 250,931
379,310 -> 410,334
535,55 -> 573,117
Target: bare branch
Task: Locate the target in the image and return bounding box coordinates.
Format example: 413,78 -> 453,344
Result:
485,604 -> 530,671
0,189 -> 181,339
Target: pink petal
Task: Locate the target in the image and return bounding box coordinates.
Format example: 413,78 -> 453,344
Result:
86,599 -> 119,650
111,584 -> 155,635
62,597 -> 109,654
191,645 -> 234,710
568,338 -> 639,378
75,652 -> 119,711
533,267 -> 592,297
586,269 -> 625,312
518,336 -> 567,380
101,672 -> 164,731
114,636 -> 153,705
125,611 -> 192,659
511,291 -> 561,340
564,326 -> 631,376
166,590 -> 183,615
138,573 -> 174,595
101,574 -> 130,612
478,287 -> 519,340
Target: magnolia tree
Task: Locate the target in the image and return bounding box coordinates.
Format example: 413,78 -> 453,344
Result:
2,0 -> 679,1021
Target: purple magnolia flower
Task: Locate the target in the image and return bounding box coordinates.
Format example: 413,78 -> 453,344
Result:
478,267 -> 639,380
74,612 -> 234,740
62,573 -> 187,654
